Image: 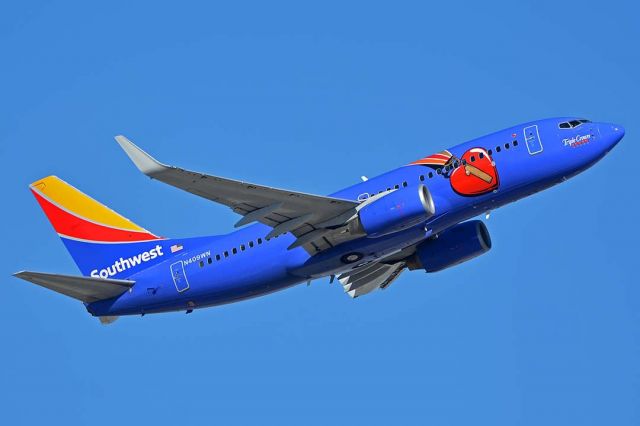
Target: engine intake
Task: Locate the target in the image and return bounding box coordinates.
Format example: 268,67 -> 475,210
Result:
357,185 -> 435,237
409,220 -> 491,272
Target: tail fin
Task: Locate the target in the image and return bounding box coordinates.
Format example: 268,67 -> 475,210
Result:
30,176 -> 170,278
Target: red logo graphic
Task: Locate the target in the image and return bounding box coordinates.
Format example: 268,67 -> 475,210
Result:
449,148 -> 499,196
411,147 -> 499,196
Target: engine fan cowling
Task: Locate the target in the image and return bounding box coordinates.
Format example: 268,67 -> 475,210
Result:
358,185 -> 435,238
410,220 -> 491,272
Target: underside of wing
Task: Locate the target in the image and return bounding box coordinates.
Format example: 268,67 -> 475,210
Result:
115,136 -> 364,253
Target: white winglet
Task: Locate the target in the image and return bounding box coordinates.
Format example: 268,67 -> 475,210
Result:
115,135 -> 168,175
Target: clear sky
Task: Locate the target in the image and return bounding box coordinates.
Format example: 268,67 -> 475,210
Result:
1,1 -> 638,425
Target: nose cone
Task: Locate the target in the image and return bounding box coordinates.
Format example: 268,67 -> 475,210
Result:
600,123 -> 625,151
612,124 -> 625,140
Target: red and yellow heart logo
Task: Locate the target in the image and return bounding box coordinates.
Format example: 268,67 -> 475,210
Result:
449,148 -> 499,196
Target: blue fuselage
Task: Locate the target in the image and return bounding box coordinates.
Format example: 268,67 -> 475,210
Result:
87,117 -> 624,316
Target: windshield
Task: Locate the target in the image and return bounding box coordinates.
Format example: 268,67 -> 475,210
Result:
558,119 -> 591,129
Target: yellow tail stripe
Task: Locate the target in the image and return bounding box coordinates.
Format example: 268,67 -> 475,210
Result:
30,176 -> 149,233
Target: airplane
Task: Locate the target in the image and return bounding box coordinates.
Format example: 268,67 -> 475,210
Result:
13,117 -> 625,324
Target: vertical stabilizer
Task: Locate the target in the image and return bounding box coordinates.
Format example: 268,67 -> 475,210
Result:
29,176 -> 170,278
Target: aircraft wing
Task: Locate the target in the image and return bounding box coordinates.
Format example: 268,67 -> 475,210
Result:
13,271 -> 135,303
115,136 -> 363,253
338,261 -> 406,298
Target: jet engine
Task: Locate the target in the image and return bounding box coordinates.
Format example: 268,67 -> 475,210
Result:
408,220 -> 491,272
357,185 -> 436,237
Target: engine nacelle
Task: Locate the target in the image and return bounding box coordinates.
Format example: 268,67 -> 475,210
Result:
357,185 -> 435,237
409,220 -> 491,272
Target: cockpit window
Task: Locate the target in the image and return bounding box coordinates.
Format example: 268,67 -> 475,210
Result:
558,119 -> 591,129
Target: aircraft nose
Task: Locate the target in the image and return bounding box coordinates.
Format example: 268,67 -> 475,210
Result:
600,122 -> 625,150
612,124 -> 625,139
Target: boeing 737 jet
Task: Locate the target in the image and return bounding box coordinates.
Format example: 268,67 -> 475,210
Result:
14,118 -> 625,323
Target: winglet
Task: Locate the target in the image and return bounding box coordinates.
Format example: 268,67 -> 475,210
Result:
115,135 -> 168,176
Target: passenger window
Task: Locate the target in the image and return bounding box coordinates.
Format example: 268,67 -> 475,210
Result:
496,146 -> 501,153
505,143 -> 510,149
513,140 -> 518,147
461,159 -> 467,165
240,244 -> 245,251
428,172 -> 433,178
479,152 -> 484,159
199,261 -> 204,267
224,251 -> 229,257
232,248 -> 237,254
257,238 -> 263,245
207,257 -> 212,264
216,254 -> 221,261
249,241 -> 254,248
419,175 -> 425,181
487,149 -> 492,156
394,184 -> 399,189
402,181 -> 407,187
470,156 -> 476,162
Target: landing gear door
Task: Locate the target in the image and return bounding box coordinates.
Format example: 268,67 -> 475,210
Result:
523,125 -> 543,155
170,261 -> 190,292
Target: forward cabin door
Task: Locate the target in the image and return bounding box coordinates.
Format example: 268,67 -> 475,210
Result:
523,125 -> 543,155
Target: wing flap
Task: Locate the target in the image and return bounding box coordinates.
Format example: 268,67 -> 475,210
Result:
13,271 -> 134,303
338,262 -> 406,298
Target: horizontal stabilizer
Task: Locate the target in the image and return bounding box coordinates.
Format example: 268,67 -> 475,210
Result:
13,271 -> 134,303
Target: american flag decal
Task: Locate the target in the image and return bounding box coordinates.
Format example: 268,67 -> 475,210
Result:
170,244 -> 183,253
410,150 -> 453,166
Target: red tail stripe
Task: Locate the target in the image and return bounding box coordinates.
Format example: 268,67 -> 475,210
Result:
32,189 -> 160,242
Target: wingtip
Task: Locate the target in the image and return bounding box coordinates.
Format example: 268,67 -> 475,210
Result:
114,135 -> 167,175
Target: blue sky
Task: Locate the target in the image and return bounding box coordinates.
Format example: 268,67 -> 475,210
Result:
1,1 -> 638,424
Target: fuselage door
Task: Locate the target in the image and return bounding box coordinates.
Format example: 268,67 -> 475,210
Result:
170,261 -> 190,292
523,125 -> 543,155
